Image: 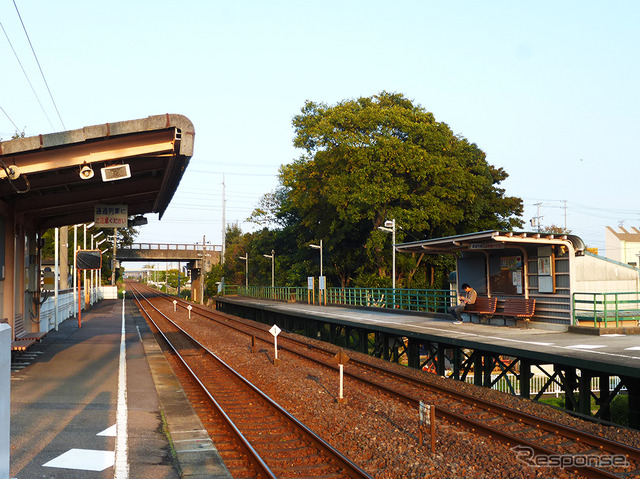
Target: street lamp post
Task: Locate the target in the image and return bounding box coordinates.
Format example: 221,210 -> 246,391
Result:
91,231 -> 104,303
378,219 -> 396,290
95,237 -> 107,294
309,240 -> 323,278
239,253 -> 249,288
263,250 -> 275,288
83,223 -> 94,308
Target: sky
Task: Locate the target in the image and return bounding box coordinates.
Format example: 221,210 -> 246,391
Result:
1,1 -> 639,258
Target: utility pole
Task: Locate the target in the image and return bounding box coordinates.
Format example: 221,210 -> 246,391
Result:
111,228 -> 117,285
200,234 -> 206,305
60,226 -> 69,289
530,203 -> 544,232
221,174 -> 226,264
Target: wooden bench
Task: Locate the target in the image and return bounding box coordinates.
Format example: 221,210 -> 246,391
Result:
6,315 -> 46,352
465,296 -> 497,323
502,297 -> 536,326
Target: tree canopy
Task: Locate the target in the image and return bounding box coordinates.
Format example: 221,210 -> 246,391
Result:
247,91 -> 523,288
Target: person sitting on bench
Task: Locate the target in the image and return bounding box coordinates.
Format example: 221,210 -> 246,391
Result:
448,283 -> 477,324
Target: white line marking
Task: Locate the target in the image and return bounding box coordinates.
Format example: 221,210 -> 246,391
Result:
626,346 -> 640,351
43,449 -> 114,471
97,424 -> 117,437
114,297 -> 129,478
565,344 -> 607,350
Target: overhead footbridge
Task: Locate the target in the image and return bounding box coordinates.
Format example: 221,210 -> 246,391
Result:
117,243 -> 220,263
117,243 -> 221,301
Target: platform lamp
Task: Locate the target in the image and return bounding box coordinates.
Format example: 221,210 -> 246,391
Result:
95,238 -> 107,288
263,250 -> 275,288
239,253 -> 249,289
309,240 -> 323,278
82,222 -> 95,309
378,219 -> 396,290
91,232 -> 104,303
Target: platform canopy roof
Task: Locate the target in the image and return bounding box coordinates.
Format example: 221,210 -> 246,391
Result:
0,114 -> 194,230
396,230 -> 586,255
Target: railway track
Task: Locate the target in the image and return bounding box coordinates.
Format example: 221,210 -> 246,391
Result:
129,283 -> 372,479
131,283 -> 640,479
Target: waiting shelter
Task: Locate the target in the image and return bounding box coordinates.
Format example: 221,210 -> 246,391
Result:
0,114 -> 194,338
396,230 -> 640,326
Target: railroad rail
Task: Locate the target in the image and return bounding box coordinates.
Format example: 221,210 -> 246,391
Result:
135,282 -> 640,479
129,283 -> 371,479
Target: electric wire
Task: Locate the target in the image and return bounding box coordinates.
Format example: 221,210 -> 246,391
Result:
0,19 -> 54,131
12,0 -> 66,130
0,105 -> 20,133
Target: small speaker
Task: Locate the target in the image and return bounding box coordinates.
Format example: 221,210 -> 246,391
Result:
100,164 -> 131,182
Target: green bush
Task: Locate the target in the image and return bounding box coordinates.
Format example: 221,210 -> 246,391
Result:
538,396 -> 565,408
610,394 -> 629,427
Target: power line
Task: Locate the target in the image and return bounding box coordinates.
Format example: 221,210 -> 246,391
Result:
0,19 -> 54,131
0,105 -> 20,132
12,0 -> 65,130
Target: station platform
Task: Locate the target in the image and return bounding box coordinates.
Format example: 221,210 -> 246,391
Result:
9,299 -> 231,479
217,296 -> 640,379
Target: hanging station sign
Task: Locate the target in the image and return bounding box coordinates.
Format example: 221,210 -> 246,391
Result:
94,204 -> 128,228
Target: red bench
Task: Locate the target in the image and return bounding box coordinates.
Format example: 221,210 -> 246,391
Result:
502,297 -> 536,326
465,296 -> 497,323
5,315 -> 46,352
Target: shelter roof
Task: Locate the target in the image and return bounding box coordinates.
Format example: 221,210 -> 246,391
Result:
0,114 -> 194,229
396,230 -> 586,255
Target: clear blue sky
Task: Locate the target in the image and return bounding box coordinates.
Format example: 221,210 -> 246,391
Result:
1,1 -> 639,255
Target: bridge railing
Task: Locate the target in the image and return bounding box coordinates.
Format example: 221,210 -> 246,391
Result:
121,243 -> 220,251
572,291 -> 640,327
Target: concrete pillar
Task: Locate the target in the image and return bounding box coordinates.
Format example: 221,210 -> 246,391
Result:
451,347 -> 461,381
520,359 -> 531,399
190,267 -> 201,303
0,323 -> 10,478
357,328 -> 368,355
437,344 -> 446,376
59,226 -> 69,290
578,370 -> 592,416
1,218 -> 14,332
599,374 -> 611,421
474,351 -> 483,386
623,376 -> 640,429
407,338 -> 420,370
15,227 -> 26,325
483,353 -> 493,388
563,367 -> 577,412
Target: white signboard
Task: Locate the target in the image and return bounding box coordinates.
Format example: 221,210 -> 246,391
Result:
420,401 -> 430,426
94,204 -> 128,228
269,324 -> 282,337
307,277 -> 314,290
319,276 -> 326,290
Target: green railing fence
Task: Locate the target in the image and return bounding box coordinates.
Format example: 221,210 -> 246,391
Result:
233,286 -> 309,303
225,285 -> 453,314
572,291 -> 640,327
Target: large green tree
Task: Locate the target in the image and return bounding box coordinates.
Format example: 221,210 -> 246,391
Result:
252,92 -> 523,288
